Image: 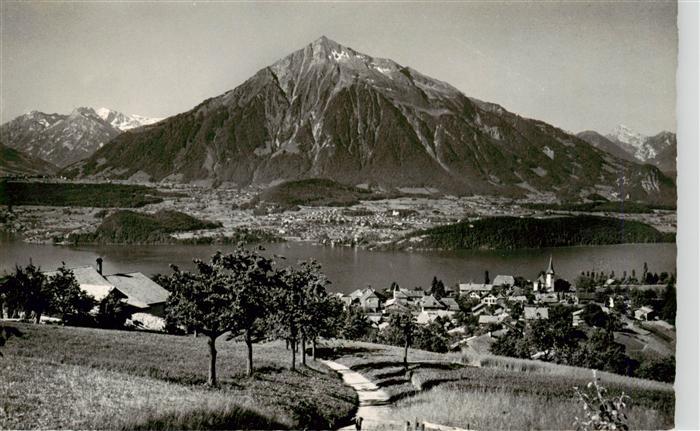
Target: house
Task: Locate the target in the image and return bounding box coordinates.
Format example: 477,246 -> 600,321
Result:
343,287 -> 381,311
43,261 -> 170,331
492,275 -> 515,287
524,306 -> 549,320
572,309 -> 584,327
482,294 -> 498,306
634,306 -> 655,321
384,298 -> 410,313
576,292 -> 597,304
398,288 -> 424,303
105,272 -> 170,331
459,282 -> 493,294
509,295 -> 528,303
43,265 -> 116,303
478,314 -> 507,326
468,291 -> 482,301
471,303 -> 487,316
419,294 -> 446,311
416,310 -> 454,325
439,297 -> 460,312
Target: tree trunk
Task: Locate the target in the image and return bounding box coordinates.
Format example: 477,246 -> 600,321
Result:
208,336 -> 218,387
403,339 -> 409,369
34,312 -> 41,324
285,338 -> 289,350
301,332 -> 307,366
312,338 -> 317,361
291,337 -> 297,371
245,328 -> 254,376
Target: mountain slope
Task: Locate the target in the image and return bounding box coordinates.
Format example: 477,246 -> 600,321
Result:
1,108 -> 160,167
0,143 -> 57,176
67,36 -> 675,204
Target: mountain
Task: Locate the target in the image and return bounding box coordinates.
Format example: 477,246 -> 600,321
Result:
0,108 -> 160,168
66,36 -> 675,204
0,143 -> 57,177
95,108 -> 162,131
576,126 -> 676,176
575,131 -> 637,163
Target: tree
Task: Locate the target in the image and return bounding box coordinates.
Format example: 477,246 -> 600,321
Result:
553,278 -> 571,293
165,253 -> 240,386
414,321 -> 449,353
0,263 -> 49,323
574,275 -> 595,292
273,261 -> 326,370
389,310 -> 416,367
430,276 -> 446,299
45,264 -> 95,324
95,291 -> 132,329
219,247 -> 278,376
636,356 -> 675,383
573,330 -> 636,376
341,308 -> 372,341
659,283 -> 676,324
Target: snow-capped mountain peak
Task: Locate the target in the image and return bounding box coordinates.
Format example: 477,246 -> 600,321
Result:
609,124 -> 646,149
95,107 -> 161,131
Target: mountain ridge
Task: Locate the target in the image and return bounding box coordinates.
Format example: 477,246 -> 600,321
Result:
0,107 -> 160,168
64,37 -> 674,204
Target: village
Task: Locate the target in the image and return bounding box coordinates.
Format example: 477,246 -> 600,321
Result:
334,256 -> 676,357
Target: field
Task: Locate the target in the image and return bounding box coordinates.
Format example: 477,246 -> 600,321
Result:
322,341 -> 674,430
0,181 -> 178,208
0,323 -> 356,430
522,201 -> 677,214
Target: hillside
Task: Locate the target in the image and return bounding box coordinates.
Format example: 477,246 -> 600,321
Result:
389,215 -> 674,250
65,37 -> 675,204
323,341 -> 673,430
67,210 -> 222,244
0,144 -> 57,177
0,181 -> 172,208
1,323 -> 356,430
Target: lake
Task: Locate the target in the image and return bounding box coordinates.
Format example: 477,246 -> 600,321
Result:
0,239 -> 676,293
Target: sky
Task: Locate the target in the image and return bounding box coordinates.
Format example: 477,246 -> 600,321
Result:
0,1 -> 677,135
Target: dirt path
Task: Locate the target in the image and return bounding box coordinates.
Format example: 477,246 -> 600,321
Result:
321,360 -> 402,430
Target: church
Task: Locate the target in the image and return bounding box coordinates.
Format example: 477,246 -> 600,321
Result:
533,255 -> 555,292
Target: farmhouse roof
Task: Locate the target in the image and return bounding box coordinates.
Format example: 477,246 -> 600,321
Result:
105,272 -> 169,308
43,266 -> 115,302
459,282 -> 493,292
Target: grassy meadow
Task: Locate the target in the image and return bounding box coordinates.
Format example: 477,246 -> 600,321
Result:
323,341 -> 674,430
1,323 -> 356,430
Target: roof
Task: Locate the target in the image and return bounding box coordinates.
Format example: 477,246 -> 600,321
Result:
416,310 -> 454,325
399,288 -> 424,298
459,283 -> 493,292
439,297 -> 459,311
44,266 -> 115,302
420,295 -> 445,309
478,315 -> 502,325
546,255 -> 555,274
105,272 -> 169,307
492,275 -> 515,286
638,306 -> 654,313
524,307 -> 549,320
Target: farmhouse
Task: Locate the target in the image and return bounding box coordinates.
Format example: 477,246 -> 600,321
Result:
42,261 -> 169,331
459,282 -> 493,294
634,306 -> 655,321
492,275 -> 515,287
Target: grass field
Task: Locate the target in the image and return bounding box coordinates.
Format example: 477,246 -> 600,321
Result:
323,341 -> 674,430
1,323 -> 356,430
0,181 -> 177,208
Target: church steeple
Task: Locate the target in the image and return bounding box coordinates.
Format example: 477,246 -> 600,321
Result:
546,255 -> 554,275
